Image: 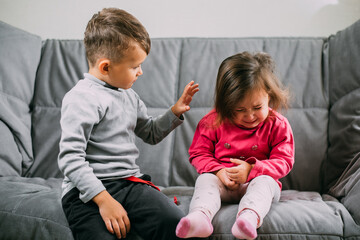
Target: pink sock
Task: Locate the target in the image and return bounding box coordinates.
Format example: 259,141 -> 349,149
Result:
176,211 -> 213,238
231,209 -> 259,239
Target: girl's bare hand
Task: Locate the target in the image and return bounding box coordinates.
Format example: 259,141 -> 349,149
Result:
215,168 -> 240,191
225,158 -> 253,184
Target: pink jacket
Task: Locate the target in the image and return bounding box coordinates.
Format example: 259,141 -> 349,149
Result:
189,109 -> 294,189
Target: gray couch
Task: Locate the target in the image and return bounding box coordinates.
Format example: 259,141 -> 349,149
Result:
1,19 -> 360,240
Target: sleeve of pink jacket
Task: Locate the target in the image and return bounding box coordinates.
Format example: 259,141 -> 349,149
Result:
189,117 -> 225,174
246,117 -> 295,188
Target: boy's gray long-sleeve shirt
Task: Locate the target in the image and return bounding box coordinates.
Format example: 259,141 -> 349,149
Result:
58,73 -> 183,203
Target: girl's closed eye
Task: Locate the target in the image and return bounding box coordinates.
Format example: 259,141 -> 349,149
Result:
236,105 -> 262,112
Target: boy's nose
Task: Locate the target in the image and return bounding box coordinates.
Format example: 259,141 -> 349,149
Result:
137,66 -> 143,76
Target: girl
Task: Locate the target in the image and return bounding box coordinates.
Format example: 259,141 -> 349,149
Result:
176,52 -> 294,239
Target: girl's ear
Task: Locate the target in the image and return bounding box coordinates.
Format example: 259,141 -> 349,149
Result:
98,59 -> 111,75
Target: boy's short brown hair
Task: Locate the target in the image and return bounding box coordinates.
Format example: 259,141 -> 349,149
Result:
84,8 -> 151,67
214,51 -> 290,125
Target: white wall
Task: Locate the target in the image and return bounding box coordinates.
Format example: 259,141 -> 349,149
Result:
0,0 -> 359,40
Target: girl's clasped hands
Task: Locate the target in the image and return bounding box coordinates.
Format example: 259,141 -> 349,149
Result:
216,158 -> 253,190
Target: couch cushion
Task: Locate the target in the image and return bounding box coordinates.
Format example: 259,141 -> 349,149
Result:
265,38 -> 328,192
0,121 -> 23,176
329,152 -> 360,225
0,177 -> 73,240
29,40 -> 88,178
171,108 -> 212,186
174,38 -> 327,192
132,39 -> 182,108
0,21 -> 42,176
325,19 -> 360,191
132,39 -> 182,187
163,187 -> 348,239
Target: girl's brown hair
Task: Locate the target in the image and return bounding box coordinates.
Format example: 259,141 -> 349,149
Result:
84,8 -> 151,67
214,52 -> 289,125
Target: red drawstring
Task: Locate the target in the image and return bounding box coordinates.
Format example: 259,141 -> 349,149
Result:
124,176 -> 179,205
124,176 -> 160,191
173,196 -> 178,205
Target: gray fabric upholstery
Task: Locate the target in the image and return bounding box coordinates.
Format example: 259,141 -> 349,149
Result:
0,120 -> 23,176
325,19 -> 360,192
0,176 -> 73,239
0,21 -> 42,176
30,40 -> 88,178
1,19 -> 360,239
330,152 -> 360,225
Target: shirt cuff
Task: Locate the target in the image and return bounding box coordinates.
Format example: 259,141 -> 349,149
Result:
166,108 -> 184,127
79,181 -> 106,203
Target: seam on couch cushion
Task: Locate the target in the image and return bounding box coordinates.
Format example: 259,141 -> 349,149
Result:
0,210 -> 69,228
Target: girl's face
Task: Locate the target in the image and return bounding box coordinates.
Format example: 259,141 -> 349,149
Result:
233,88 -> 270,128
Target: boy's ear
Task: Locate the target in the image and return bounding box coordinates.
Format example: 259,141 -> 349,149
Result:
98,59 -> 111,75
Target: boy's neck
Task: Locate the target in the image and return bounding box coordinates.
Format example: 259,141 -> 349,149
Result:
88,68 -> 108,83
86,71 -> 118,90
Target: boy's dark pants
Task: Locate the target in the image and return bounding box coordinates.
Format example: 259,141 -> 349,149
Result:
62,178 -> 185,240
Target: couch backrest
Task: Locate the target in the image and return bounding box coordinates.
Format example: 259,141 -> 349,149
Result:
0,21 -> 42,177
28,36 -> 328,192
1,20 -> 359,193
29,40 -> 88,178
324,19 -> 360,192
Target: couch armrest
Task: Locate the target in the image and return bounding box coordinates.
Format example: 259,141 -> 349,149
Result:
329,152 -> 360,224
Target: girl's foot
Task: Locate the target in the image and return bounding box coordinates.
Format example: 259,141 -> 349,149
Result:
231,209 -> 259,239
176,211 -> 213,238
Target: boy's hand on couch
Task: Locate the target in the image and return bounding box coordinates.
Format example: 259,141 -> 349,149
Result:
172,80 -> 199,118
93,190 -> 130,239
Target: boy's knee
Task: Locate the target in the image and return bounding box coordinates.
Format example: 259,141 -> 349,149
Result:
161,210 -> 182,226
160,201 -> 184,224
141,205 -> 183,240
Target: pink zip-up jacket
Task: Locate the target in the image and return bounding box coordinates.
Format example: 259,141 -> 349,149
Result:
189,109 -> 294,189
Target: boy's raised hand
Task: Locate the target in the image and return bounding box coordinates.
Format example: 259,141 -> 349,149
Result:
171,80 -> 199,118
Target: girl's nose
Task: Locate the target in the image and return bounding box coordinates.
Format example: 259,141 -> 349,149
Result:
244,111 -> 255,120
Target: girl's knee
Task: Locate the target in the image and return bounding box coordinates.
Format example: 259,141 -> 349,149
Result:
249,175 -> 280,201
250,175 -> 276,185
195,173 -> 219,186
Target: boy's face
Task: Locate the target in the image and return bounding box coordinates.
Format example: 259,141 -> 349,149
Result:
107,43 -> 147,89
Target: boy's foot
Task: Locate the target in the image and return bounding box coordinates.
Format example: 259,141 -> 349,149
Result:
231,209 -> 258,239
176,211 -> 213,238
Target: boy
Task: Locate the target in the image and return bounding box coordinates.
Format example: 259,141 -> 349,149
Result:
58,8 -> 199,240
